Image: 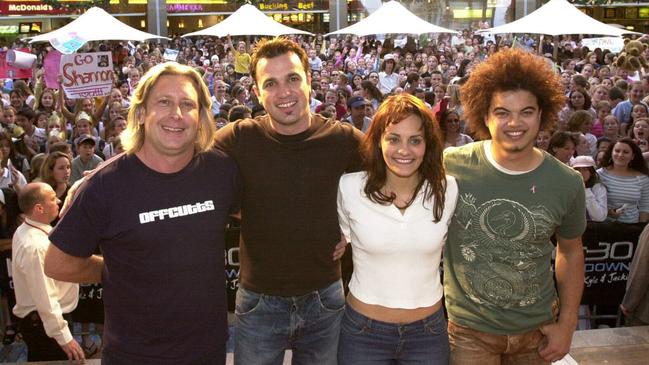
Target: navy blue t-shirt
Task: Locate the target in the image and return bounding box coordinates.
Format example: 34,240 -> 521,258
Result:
50,149 -> 240,364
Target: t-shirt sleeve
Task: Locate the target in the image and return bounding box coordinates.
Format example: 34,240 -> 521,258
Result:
344,127 -> 364,173
49,177 -> 106,258
337,175 -> 351,242
213,121 -> 239,158
638,176 -> 649,213
555,173 -> 587,239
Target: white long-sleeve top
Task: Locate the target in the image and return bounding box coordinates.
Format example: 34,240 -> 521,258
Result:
12,218 -> 79,346
337,172 -> 458,309
586,183 -> 608,222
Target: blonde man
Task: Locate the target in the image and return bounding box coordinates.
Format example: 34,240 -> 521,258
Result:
45,62 -> 241,365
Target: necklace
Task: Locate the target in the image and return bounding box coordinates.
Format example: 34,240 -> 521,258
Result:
25,221 -> 49,236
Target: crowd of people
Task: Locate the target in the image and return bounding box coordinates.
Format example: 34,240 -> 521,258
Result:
0,27 -> 647,364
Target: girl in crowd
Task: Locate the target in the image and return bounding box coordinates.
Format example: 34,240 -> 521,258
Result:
437,102 -> 472,149
548,131 -> 577,164
597,138 -> 649,223
0,132 -> 30,178
630,103 -> 649,128
102,116 -> 128,159
1,106 -> 19,138
39,151 -> 71,212
351,74 -> 363,92
559,89 -> 595,129
12,81 -> 34,109
432,84 -> 446,109
602,115 -> 622,143
590,85 -> 609,105
34,88 -> 58,116
566,110 -> 597,156
535,130 -> 552,151
592,100 -> 612,138
360,80 -> 383,111
627,117 -> 649,161
337,94 -> 456,364
571,156 -> 607,222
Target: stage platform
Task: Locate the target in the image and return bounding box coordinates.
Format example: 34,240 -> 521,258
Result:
2,326 -> 647,365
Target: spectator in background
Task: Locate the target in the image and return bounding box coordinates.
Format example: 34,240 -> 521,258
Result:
12,182 -> 83,362
621,223 -> 649,326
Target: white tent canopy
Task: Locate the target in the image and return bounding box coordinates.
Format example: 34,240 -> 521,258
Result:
182,4 -> 312,37
325,0 -> 457,36
27,7 -> 167,44
478,0 -> 641,36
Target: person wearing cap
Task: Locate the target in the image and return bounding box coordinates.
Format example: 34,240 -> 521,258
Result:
12,182 -> 83,362
571,155 -> 607,222
71,111 -> 106,158
70,134 -> 103,185
379,54 -> 399,95
45,62 -> 240,364
345,96 -> 372,132
443,49 -> 586,364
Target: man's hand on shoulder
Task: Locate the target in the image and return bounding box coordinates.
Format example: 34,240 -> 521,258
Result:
332,233 -> 348,261
538,321 -> 574,362
61,338 -> 85,364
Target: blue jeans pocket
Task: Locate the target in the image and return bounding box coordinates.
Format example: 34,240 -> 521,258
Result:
424,310 -> 447,336
340,309 -> 369,336
316,281 -> 345,312
235,287 -> 263,316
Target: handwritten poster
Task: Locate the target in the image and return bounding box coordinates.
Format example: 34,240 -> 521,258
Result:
60,52 -> 114,99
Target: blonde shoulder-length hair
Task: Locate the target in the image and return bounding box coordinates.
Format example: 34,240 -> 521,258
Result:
122,62 -> 215,154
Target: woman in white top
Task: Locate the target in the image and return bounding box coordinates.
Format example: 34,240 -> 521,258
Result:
571,156 -> 607,222
337,94 -> 458,364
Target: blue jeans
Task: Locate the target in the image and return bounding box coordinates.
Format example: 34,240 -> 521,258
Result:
338,305 -> 449,365
234,280 -> 345,365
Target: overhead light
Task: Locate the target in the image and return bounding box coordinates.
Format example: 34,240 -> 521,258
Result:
166,19 -> 170,27
140,20 -> 145,28
198,19 -> 204,28
178,20 -> 185,29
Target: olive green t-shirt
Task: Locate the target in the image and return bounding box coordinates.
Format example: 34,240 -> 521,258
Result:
443,141 -> 586,334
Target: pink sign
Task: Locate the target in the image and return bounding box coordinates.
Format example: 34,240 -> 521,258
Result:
43,49 -> 62,89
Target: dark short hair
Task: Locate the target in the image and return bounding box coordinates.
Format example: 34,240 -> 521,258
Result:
16,107 -> 35,121
250,37 -> 310,88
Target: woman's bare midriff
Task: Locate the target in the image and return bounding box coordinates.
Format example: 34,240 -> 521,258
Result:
347,293 -> 442,324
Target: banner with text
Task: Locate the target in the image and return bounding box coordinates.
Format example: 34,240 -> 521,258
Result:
60,52 -> 114,99
580,221 -> 644,306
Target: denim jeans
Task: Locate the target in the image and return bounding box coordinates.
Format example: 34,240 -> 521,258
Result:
101,346 -> 225,365
234,280 -> 345,365
338,305 -> 449,365
448,321 -> 548,365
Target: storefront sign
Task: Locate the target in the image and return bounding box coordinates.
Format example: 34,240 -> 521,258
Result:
0,1 -> 69,15
259,1 -> 318,11
60,52 -> 114,99
167,4 -> 204,13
